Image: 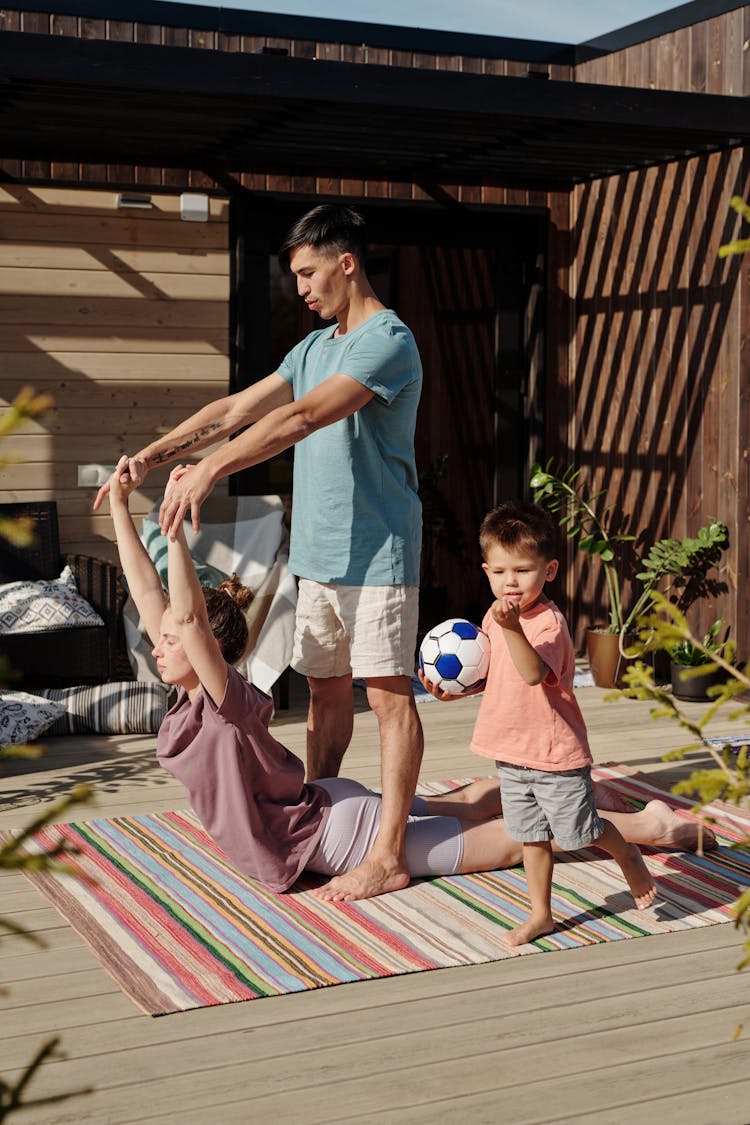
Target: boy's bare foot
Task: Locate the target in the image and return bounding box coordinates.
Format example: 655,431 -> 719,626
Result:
592,780 -> 634,813
619,843 -> 657,909
312,856 -> 410,902
504,913 -> 555,948
644,799 -> 718,852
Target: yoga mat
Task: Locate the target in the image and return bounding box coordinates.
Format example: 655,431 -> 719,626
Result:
4,766 -> 748,1016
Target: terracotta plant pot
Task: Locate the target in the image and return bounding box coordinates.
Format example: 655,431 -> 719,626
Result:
670,661 -> 726,702
586,628 -> 634,688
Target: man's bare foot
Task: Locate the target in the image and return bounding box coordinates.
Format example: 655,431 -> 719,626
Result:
619,843 -> 657,909
504,913 -> 555,948
592,780 -> 634,813
312,857 -> 410,902
644,799 -> 718,852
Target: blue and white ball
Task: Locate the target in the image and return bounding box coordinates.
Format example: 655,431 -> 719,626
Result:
419,618 -> 490,695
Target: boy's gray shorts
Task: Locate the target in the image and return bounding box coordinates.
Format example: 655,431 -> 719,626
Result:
495,761 -> 605,850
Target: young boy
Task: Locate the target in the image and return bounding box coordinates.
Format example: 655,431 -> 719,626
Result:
423,499 -> 656,947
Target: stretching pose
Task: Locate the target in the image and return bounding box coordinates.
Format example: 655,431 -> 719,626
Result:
97,203 -> 424,903
105,460 -> 712,897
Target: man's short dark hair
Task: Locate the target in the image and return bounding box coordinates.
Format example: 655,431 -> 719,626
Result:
278,204 -> 368,270
479,500 -> 558,562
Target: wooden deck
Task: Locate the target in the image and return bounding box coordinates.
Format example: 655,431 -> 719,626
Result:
2,675 -> 749,1124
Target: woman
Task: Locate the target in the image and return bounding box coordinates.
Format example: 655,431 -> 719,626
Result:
106,458 -> 711,899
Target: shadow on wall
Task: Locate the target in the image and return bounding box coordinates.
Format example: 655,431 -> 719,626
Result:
549,149 -> 747,648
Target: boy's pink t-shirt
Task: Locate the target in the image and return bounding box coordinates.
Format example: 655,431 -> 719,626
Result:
157,665 -> 330,892
470,599 -> 592,771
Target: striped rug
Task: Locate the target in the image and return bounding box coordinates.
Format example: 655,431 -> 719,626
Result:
4,766 -> 749,1016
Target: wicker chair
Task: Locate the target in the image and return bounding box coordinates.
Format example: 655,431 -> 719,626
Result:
0,501 -> 121,688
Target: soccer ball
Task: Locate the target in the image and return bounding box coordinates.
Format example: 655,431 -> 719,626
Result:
418,618 -> 490,695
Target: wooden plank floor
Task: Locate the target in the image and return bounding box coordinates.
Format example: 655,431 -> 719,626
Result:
2,675 -> 749,1125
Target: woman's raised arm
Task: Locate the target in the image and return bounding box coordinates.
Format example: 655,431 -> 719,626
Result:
105,456 -> 166,647
166,499 -> 229,707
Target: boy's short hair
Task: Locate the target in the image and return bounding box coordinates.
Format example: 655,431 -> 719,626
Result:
278,204 -> 368,270
479,500 -> 558,561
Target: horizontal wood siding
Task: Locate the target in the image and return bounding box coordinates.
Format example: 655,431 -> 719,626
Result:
542,6 -> 750,653
0,186 -> 230,562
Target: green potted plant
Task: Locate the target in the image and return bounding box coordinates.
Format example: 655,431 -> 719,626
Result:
530,461 -> 729,687
668,619 -> 731,701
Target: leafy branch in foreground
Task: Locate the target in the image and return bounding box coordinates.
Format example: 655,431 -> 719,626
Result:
0,388 -> 54,549
607,593 -> 750,1035
718,195 -> 750,259
0,770 -> 94,940
0,386 -> 95,1118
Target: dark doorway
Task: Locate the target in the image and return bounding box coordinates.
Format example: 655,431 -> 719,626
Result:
229,195 -> 546,624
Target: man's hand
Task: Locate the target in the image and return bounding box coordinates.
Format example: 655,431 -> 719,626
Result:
92,455 -> 149,511
159,462 -> 215,537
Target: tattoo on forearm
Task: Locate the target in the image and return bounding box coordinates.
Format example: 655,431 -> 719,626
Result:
150,422 -> 222,465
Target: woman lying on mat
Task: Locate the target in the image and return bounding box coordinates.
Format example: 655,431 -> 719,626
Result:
106,459 -> 713,896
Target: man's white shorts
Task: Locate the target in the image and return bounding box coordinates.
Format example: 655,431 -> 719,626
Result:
291,578 -> 419,680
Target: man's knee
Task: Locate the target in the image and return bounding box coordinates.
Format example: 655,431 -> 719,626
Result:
308,674 -> 353,707
365,674 -> 409,702
365,676 -> 421,727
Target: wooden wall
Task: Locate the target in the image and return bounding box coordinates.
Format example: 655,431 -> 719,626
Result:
0,186 -> 231,562
2,4 -> 749,655
545,5 -> 750,652
575,6 -> 748,94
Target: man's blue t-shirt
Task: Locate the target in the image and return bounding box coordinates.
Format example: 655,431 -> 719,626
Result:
277,309 -> 422,587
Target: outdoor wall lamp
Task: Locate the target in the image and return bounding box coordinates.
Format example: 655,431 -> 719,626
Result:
116,193 -> 153,210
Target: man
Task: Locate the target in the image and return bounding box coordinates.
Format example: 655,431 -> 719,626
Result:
95,204 -> 424,902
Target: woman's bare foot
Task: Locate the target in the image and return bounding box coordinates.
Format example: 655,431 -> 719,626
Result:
619,843 -> 657,909
643,799 -> 718,852
504,912 -> 555,947
312,856 -> 410,902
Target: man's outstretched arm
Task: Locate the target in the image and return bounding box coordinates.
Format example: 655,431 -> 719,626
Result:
92,373 -> 293,510
159,372 -> 375,536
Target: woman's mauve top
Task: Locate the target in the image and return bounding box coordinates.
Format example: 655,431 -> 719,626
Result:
157,665 -> 331,892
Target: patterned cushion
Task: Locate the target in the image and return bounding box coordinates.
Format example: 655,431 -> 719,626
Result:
39,681 -> 177,735
0,690 -> 66,746
0,565 -> 105,634
141,518 -> 227,591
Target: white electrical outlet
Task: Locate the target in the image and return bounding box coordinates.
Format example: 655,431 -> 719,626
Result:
180,193 -> 209,222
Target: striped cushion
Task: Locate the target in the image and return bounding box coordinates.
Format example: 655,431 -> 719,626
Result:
39,682 -> 176,735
